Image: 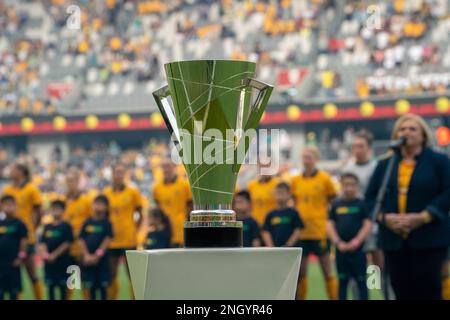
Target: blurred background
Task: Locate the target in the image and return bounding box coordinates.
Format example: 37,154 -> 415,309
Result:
1,0 -> 450,300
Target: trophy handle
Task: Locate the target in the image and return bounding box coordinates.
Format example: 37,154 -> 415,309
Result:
152,85 -> 182,152
241,77 -> 273,131
232,77 -> 273,173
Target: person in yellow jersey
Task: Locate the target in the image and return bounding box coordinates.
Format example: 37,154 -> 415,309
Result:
63,169 -> 93,259
247,168 -> 280,227
2,163 -> 45,300
62,168 -> 93,299
291,146 -> 338,300
152,157 -> 192,247
103,163 -> 143,300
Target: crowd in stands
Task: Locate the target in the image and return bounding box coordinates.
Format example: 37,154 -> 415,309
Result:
315,0 -> 450,98
3,0 -> 449,116
0,0 -> 335,115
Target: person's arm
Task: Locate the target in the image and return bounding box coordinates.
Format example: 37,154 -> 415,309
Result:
32,186 -> 43,228
326,220 -> 341,245
92,222 -> 114,263
285,209 -> 304,247
96,237 -> 111,256
398,155 -> 450,233
423,155 -> 450,221
49,224 -> 74,261
37,228 -> 47,258
48,242 -> 71,262
13,238 -> 28,267
133,189 -> 143,228
327,203 -> 342,245
135,206 -> 143,228
32,205 -> 42,228
261,214 -> 274,246
261,231 -> 274,247
348,219 -> 372,251
38,243 -> 49,260
78,238 -> 95,265
325,174 -> 338,202
78,224 -> 93,264
92,237 -> 111,264
19,237 -> 27,255
284,229 -> 300,247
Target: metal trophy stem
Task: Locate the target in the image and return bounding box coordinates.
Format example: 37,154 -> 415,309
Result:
185,204 -> 242,248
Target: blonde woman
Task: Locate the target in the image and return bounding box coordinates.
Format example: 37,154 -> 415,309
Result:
366,114 -> 450,300
291,145 -> 338,300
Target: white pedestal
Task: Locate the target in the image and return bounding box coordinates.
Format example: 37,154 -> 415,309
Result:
126,247 -> 302,300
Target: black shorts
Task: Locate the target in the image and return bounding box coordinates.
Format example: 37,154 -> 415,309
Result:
44,259 -> 71,287
336,249 -> 367,281
298,239 -> 331,257
82,257 -> 111,289
109,247 -> 136,257
0,266 -> 22,293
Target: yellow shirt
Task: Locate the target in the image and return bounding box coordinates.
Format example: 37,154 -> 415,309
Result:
86,188 -> 100,202
322,71 -> 335,89
103,185 -> 142,249
152,177 -> 192,245
247,177 -> 280,226
62,193 -> 93,257
397,160 -> 416,214
2,182 -> 42,243
291,170 -> 337,240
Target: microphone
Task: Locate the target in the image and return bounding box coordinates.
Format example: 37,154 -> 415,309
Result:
389,136 -> 407,149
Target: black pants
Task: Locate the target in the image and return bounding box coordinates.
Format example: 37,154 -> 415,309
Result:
385,246 -> 447,300
336,249 -> 368,300
90,286 -> 107,300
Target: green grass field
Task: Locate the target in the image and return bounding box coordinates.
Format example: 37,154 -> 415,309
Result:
21,259 -> 384,300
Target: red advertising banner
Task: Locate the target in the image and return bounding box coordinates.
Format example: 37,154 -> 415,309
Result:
47,82 -> 74,99
276,68 -> 308,89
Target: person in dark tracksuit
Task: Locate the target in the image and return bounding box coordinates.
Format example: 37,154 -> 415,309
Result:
79,195 -> 113,300
0,195 -> 28,300
233,191 -> 261,247
39,200 -> 73,300
328,173 -> 372,300
366,114 -> 450,300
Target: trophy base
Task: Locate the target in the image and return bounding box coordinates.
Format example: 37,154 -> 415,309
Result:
126,247 -> 303,299
184,221 -> 243,248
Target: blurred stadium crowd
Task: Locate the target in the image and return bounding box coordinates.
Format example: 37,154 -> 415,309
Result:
2,0 -> 450,115
0,0 -> 449,301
